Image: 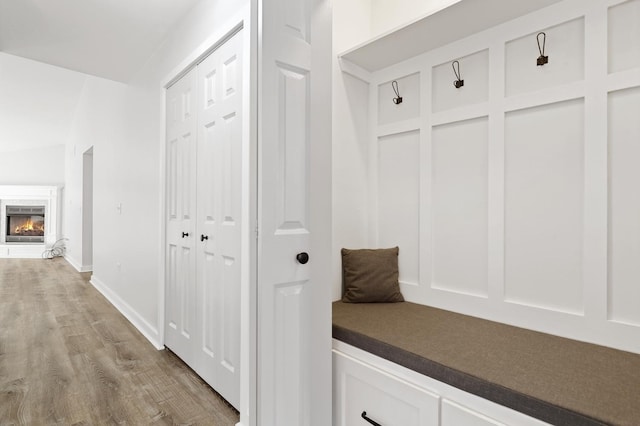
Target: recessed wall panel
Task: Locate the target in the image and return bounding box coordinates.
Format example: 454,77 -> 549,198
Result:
203,123 -> 216,223
182,89 -> 192,120
167,244 -> 177,330
202,251 -> 216,358
168,139 -> 178,219
171,98 -> 178,124
608,0 -> 640,74
432,117 -> 488,297
181,246 -> 193,337
608,87 -> 640,326
378,73 -> 420,125
222,112 -> 239,224
223,55 -> 238,98
283,0 -> 309,42
222,256 -> 239,372
205,70 -> 216,108
274,281 -> 308,424
505,18 -> 584,97
432,49 -> 489,113
276,65 -> 309,233
378,131 -> 420,285
504,99 -> 584,313
180,133 -> 193,220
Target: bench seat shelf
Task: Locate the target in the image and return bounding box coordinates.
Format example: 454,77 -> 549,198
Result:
332,301 -> 640,426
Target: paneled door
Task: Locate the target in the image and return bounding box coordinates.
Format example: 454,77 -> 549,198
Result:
257,0 -> 332,424
165,68 -> 198,370
194,29 -> 243,409
165,29 -> 243,410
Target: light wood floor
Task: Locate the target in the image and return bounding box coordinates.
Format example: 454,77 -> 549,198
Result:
0,258 -> 239,425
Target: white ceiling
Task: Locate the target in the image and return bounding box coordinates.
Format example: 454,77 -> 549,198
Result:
0,0 -> 202,82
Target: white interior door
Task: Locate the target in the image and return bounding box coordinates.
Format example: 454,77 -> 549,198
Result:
165,29 -> 244,410
195,29 -> 243,409
165,69 -> 198,369
257,0 -> 332,424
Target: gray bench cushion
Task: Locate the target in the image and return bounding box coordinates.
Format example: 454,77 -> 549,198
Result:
333,301 -> 640,426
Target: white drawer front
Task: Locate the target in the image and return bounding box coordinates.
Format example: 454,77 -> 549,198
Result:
334,350 -> 439,426
442,399 -> 505,426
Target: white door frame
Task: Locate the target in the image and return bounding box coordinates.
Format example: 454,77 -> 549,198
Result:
158,7 -> 256,426
81,146 -> 94,271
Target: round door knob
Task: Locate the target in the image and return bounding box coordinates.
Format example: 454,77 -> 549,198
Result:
296,252 -> 309,264
182,232 -> 189,238
200,234 -> 209,242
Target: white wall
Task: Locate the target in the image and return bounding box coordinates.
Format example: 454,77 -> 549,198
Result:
336,0 -> 640,354
0,52 -> 87,186
0,145 -> 65,185
71,0 -> 249,348
0,52 -> 129,268
332,0 -> 373,300
64,77 -> 128,273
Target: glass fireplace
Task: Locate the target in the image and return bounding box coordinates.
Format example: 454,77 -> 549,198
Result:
6,205 -> 45,243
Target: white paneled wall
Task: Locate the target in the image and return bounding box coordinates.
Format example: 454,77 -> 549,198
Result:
432,117 -> 488,298
504,99 -> 585,314
608,0 -> 640,73
432,49 -> 489,112
377,131 -> 420,286
378,73 -> 420,125
351,0 -> 640,354
608,86 -> 640,326
504,18 -> 584,97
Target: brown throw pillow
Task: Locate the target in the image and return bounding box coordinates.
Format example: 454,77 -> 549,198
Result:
341,247 -> 404,303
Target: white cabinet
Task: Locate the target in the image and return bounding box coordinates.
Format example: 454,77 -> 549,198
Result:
165,28 -> 244,409
333,351 -> 440,426
333,342 -> 550,426
441,400 -> 505,426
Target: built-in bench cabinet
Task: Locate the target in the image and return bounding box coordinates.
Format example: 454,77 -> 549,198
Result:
333,0 -> 640,423
332,300 -> 640,426
333,341 -> 549,426
334,346 -> 439,426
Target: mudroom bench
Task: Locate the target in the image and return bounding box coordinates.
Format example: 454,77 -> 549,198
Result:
332,301 -> 640,426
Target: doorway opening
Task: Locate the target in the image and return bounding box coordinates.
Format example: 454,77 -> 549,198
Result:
82,147 -> 94,271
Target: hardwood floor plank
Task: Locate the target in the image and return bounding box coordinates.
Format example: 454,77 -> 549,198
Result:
0,378 -> 29,425
0,258 -> 239,425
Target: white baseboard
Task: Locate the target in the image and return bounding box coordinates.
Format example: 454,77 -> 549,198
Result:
90,275 -> 164,350
64,255 -> 93,272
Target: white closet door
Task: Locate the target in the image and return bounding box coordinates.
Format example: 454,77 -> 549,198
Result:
165,69 -> 198,368
257,0 -> 332,424
195,29 -> 243,409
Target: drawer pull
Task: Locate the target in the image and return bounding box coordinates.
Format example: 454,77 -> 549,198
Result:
361,411 -> 382,426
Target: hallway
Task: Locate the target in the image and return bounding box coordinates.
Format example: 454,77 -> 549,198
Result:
0,258 -> 239,425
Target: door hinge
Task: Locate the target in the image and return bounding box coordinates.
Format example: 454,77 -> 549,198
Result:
254,221 -> 259,240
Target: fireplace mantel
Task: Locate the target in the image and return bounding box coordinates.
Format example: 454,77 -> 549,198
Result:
0,185 -> 62,258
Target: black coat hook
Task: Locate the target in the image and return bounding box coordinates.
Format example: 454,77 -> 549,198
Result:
537,32 -> 548,66
452,60 -> 464,88
391,80 -> 402,104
